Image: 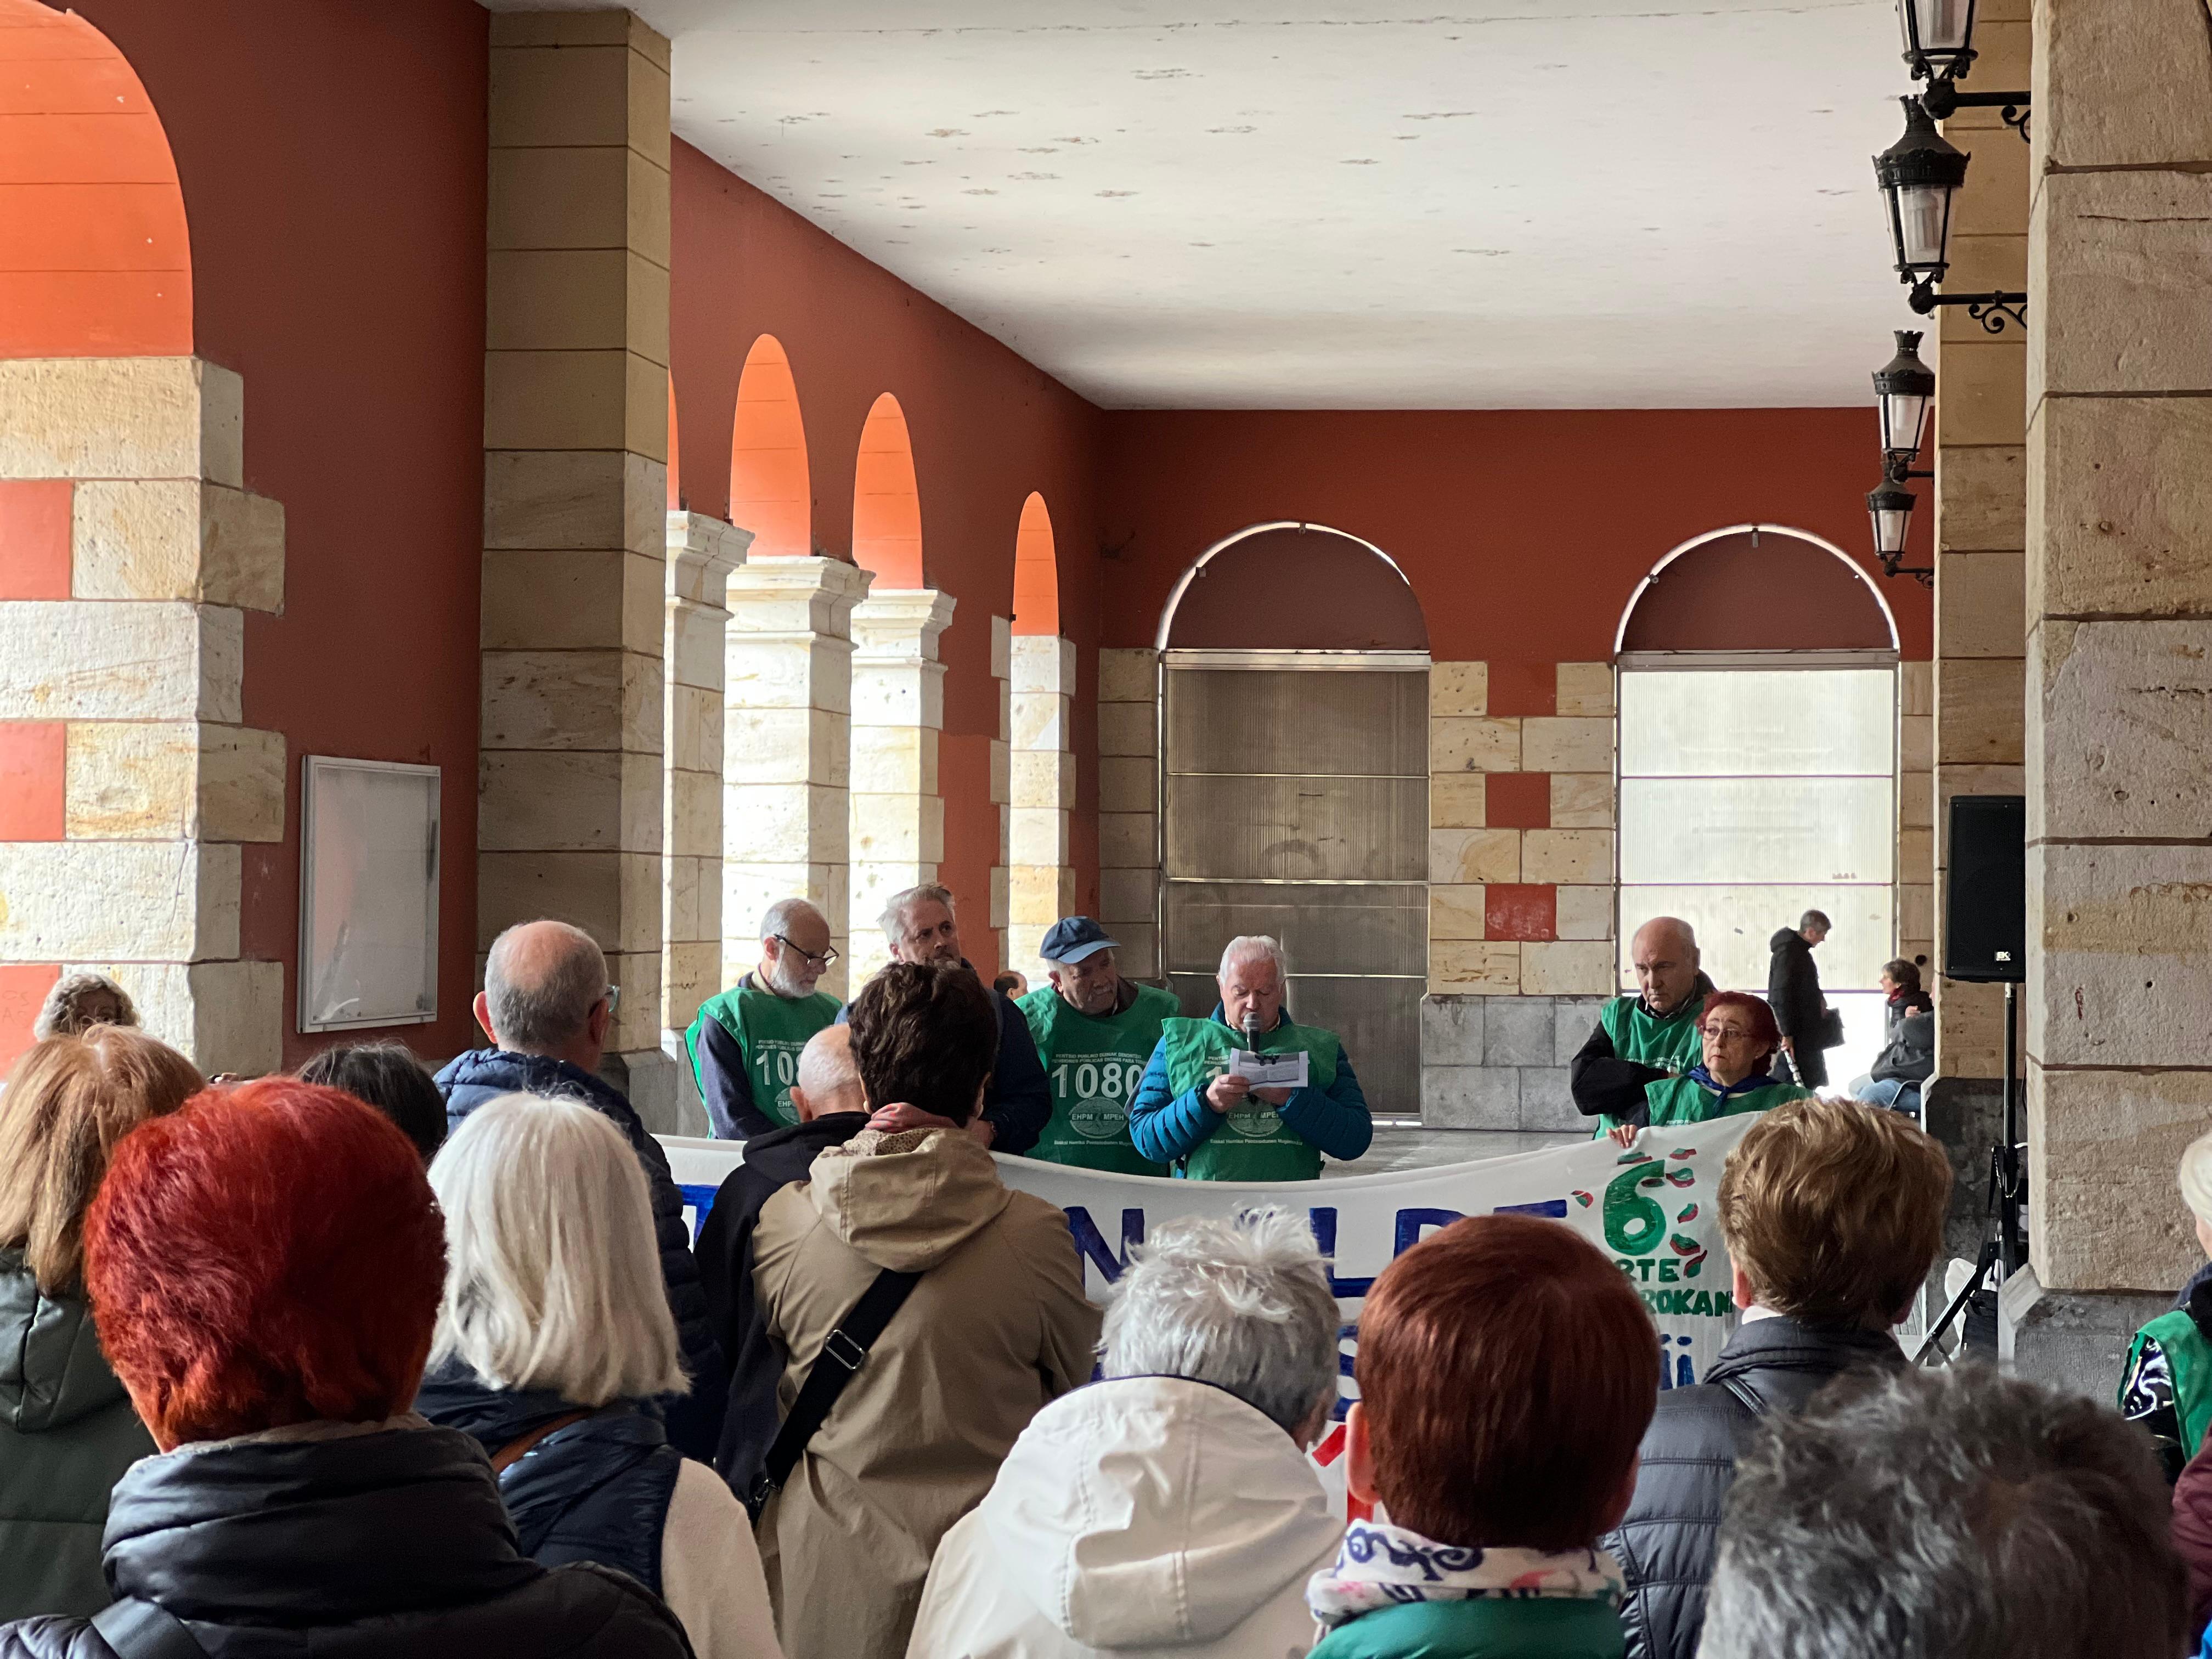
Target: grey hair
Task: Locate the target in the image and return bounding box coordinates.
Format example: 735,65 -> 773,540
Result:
1800,909 -> 1832,932
484,921 -> 606,1051
428,1092 -> 685,1407
1702,1364 -> 2186,1659
2180,1127 -> 2212,1227
1101,1205 -> 1338,1435
879,883 -> 956,942
758,896 -> 823,945
33,972 -> 137,1041
1218,934 -> 1287,981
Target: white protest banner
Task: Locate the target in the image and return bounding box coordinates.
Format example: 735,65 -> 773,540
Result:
662,1119 -> 1752,1500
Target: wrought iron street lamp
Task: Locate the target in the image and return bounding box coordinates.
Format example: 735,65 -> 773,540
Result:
1866,473 -> 1932,585
1875,330 -> 1936,473
1874,98 -> 2027,332
1897,0 -> 2030,137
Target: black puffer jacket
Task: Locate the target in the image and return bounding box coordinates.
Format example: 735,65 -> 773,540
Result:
0,1422 -> 691,1658
1603,1317 -> 1905,1659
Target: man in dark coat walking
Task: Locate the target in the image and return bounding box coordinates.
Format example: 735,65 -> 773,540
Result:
1603,1097 -> 1953,1659
435,919 -> 724,1462
1765,909 -> 1832,1087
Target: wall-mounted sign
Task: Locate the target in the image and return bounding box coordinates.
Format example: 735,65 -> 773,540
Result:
298,755 -> 440,1033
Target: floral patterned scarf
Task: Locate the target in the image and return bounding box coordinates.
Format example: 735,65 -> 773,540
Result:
1306,1517 -> 1626,1628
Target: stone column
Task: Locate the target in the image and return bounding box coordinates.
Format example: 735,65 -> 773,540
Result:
723,556 -> 870,1001
1096,648 -> 1161,978
0,359 -> 286,1074
1009,633 -> 1078,983
989,615 -> 1013,973
847,588 -> 956,984
2012,0 -> 2212,1385
661,511 -> 748,1132
481,10 -> 674,1123
1899,661 -> 1936,969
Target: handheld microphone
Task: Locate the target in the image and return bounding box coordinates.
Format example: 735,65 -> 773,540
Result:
1242,1010 -> 1263,1052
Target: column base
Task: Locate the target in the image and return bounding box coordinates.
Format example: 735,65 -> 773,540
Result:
2001,1272 -> 2169,1398
607,1044 -> 679,1136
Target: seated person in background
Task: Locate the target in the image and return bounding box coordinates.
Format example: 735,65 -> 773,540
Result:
1604,1098 -> 1954,1659
753,962 -> 1098,1659
0,1077 -> 689,1658
1017,917 -> 1179,1175
1846,959 -> 1934,1114
698,1025 -> 871,1493
1608,992 -> 1809,1147
1308,1214 -> 1657,1658
1575,917 -> 1716,1136
2121,1127 -> 2212,1482
0,1029 -> 201,1622
417,1093 -> 782,1659
298,1039 -> 448,1161
30,972 -> 136,1042
1701,1365 -> 2187,1659
909,1206 -> 1345,1659
687,898 -> 843,1140
1128,934 -> 1371,1180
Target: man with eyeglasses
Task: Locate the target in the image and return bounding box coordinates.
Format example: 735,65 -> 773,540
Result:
1015,917 -> 1178,1174
685,898 -> 844,1139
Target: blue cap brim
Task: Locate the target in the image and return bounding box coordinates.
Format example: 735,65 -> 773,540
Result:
1046,936 -> 1120,963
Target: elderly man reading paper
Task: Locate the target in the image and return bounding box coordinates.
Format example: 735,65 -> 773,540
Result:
1128,935 -> 1371,1180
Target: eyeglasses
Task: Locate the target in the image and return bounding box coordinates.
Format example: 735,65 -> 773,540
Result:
602,984 -> 621,1015
774,935 -> 839,968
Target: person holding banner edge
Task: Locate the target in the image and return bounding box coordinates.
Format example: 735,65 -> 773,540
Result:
1575,916 -> 1717,1137
1128,934 -> 1371,1181
686,898 -> 843,1140
1015,917 -> 1177,1176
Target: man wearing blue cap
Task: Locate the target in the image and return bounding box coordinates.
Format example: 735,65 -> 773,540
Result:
1015,918 -> 1180,1175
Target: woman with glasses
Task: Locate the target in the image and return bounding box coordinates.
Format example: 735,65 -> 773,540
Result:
685,898 -> 843,1139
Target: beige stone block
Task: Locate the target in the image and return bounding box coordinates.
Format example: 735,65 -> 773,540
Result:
487,249 -> 661,357
479,751 -> 638,851
1937,976 -> 2007,1078
725,782 -> 845,866
1900,826 -> 1934,883
68,724 -> 285,845
485,351 -> 635,453
605,948 -> 664,1053
726,558 -> 869,642
1011,634 -> 1076,696
1099,811 -> 1155,868
850,796 -> 944,865
1522,940 -> 1616,997
851,661 -> 946,730
2036,0 -> 2212,172
1549,772 -> 1615,829
1430,827 -> 1519,885
1520,717 -> 1612,775
1554,662 -> 1615,718
727,634 -> 852,714
1017,748 -> 1079,811
1430,716 -> 1519,775
1430,773 -> 1485,828
1555,885 -> 1613,941
490,41 -> 654,153
1934,445 -> 2025,554
664,854 -> 703,944
1935,658 -> 2024,765
71,481 -> 284,613
1096,754 -> 1154,813
1098,702 -> 1157,759
1522,828 -> 1614,885
2033,620 -> 2212,839
2028,396 -> 2212,619
1945,120 -> 2031,228
668,602 -> 725,691
850,725 -> 938,795
669,768 -> 718,859
1012,691 -> 1070,752
669,684 -> 721,774
2030,1065 -> 2212,1291
1900,659 -> 1934,718
990,739 -> 1011,807
481,648 -> 661,755
625,351 -> 668,462
1937,550 -> 2026,660
1009,861 -> 1074,925
0,601 -> 241,724
0,357 -> 241,487
1900,768 -> 1934,833
1429,884 -> 1486,941
1901,882 -> 1935,946
664,939 -> 719,1031
1111,923 -> 1158,978
0,840 -> 237,961
1429,940 -> 1519,996
1936,234 -> 2028,349
488,146 -> 627,251
2033,170 -> 2212,403
484,448 -> 664,556
1429,661 -> 1487,717
1099,867 -> 1157,921
1900,713 -> 1934,774
92,959 -> 282,1077
1933,339 -> 2026,447
1010,806 -> 1069,866
1097,648 -> 1157,704
667,511 -> 751,603
727,707 -> 847,788
478,849 -> 661,954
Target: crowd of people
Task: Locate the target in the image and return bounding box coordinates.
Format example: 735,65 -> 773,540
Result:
0,898 -> 2202,1658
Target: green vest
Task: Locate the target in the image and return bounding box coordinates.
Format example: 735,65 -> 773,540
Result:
1018,983 -> 1179,1176
1594,991 -> 1709,1136
1641,1073 -> 1809,1128
1159,1014 -> 1341,1183
1307,1594 -> 1625,1659
2126,1307 -> 2212,1461
684,979 -> 842,1129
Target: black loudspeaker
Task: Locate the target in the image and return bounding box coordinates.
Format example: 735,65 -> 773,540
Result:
1945,794 -> 2026,983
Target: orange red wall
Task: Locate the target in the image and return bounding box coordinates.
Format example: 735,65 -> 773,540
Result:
77,0 -> 489,1066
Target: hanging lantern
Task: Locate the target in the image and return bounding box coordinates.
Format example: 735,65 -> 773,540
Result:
1874,330 -> 1936,465
1874,98 -> 1970,301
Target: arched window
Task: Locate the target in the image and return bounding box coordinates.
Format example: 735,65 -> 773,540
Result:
729,334 -> 810,557
1012,490 -> 1058,635
1615,526 -> 1899,1086
850,392 -> 922,585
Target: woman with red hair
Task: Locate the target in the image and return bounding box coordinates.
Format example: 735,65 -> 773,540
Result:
0,1077 -> 690,1658
1606,992 -> 1809,1146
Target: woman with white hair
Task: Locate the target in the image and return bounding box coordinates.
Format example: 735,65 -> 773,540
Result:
905,1206 -> 1345,1658
2122,1128 -> 2212,1486
415,1093 -> 783,1659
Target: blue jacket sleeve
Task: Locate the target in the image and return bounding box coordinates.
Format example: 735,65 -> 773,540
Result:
696,1016 -> 775,1139
1278,1046 -> 1373,1162
984,990 -> 1051,1154
1128,1039 -> 1222,1165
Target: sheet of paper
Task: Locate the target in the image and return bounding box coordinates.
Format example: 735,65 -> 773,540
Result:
1230,1048 -> 1308,1088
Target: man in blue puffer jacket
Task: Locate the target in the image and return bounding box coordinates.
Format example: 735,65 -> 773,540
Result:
435,919 -> 724,1461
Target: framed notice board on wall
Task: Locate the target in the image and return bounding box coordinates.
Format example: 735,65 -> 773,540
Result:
298,756 -> 441,1033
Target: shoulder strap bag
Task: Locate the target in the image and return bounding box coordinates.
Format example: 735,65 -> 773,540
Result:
744,1265 -> 922,1523
91,1599 -> 209,1659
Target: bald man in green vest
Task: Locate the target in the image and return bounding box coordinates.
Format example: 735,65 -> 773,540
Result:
1570,915 -> 1717,1138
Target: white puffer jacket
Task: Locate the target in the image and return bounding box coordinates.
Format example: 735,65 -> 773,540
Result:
906,1375 -> 1340,1659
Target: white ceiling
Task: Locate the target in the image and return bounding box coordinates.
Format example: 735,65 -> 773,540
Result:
509,0 -> 1923,409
